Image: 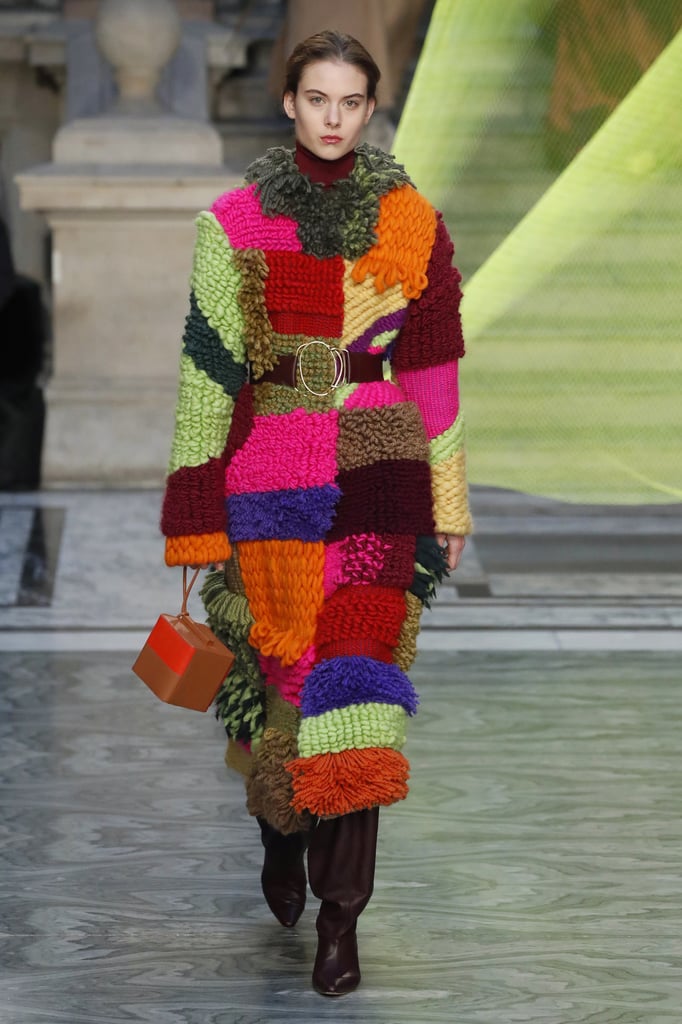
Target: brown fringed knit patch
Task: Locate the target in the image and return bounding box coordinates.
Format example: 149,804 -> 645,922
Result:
336,404 -> 429,471
246,728 -> 312,835
233,248 -> 275,378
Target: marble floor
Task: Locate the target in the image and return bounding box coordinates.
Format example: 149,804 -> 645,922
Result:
1,486 -> 681,1022
2,650 -> 682,1023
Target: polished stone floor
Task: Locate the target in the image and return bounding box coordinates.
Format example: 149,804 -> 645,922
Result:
2,650 -> 682,1023
1,486 -> 681,1022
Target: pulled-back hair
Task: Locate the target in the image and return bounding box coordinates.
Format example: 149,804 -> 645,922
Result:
283,30 -> 381,101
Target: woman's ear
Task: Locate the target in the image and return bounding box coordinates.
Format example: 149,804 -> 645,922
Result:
364,98 -> 376,124
283,91 -> 296,120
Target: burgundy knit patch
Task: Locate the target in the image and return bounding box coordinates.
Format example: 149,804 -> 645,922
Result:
393,213 -> 465,372
161,459 -> 227,537
327,459 -> 435,541
224,384 -> 255,469
263,250 -> 344,338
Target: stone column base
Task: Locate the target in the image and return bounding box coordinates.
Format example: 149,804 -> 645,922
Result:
43,376 -> 179,486
17,162 -> 241,487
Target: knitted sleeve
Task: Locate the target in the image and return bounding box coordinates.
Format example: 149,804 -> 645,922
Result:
391,212 -> 473,536
161,209 -> 248,566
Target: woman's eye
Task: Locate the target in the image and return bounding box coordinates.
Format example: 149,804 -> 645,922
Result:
345,100 -> 358,109
310,96 -> 323,105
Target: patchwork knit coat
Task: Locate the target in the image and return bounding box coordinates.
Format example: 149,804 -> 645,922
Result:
161,144 -> 472,834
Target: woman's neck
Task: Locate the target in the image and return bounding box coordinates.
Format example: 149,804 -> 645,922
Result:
294,141 -> 356,186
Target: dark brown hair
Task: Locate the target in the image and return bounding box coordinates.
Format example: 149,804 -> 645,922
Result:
283,30 -> 381,101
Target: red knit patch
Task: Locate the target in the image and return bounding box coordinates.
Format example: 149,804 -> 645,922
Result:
315,637 -> 395,662
263,251 -> 344,337
393,213 -> 465,372
328,459 -> 435,541
161,459 -> 227,537
315,586 -> 407,651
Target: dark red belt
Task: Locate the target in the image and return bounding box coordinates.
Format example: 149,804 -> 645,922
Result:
255,349 -> 384,390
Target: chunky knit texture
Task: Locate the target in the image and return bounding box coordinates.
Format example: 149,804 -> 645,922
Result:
162,144 -> 472,824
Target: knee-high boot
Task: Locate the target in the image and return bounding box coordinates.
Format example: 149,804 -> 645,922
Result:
307,807 -> 380,997
257,817 -> 310,928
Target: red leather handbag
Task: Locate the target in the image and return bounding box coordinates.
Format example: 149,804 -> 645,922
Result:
132,568 -> 234,712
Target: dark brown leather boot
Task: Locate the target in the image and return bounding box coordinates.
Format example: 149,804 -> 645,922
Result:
258,817 -> 309,928
307,807 -> 379,996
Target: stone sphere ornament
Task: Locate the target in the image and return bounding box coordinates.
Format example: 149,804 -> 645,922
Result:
95,0 -> 182,113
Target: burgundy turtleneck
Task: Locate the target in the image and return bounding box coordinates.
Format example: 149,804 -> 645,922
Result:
294,141 -> 356,187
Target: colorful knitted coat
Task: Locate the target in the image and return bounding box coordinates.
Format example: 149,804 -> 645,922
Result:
161,144 -> 472,833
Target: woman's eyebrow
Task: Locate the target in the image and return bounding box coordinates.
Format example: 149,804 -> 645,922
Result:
303,89 -> 366,100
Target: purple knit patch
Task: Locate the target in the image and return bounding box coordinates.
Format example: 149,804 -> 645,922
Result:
227,484 -> 340,542
348,309 -> 408,353
300,656 -> 419,717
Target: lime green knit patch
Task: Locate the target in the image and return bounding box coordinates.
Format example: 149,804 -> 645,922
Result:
168,354 -> 235,472
297,703 -> 407,758
192,211 -> 246,362
430,411 -> 466,464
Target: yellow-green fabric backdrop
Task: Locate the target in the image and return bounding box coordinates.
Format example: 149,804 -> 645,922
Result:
395,0 -> 681,503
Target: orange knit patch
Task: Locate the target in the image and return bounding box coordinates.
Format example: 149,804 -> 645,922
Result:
351,186 -> 437,300
238,539 -> 325,666
285,747 -> 410,817
165,532 -> 231,567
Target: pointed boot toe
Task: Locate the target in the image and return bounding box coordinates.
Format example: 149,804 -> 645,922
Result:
261,863 -> 306,927
312,928 -> 361,996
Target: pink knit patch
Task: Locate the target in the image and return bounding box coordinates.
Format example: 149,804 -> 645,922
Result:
258,646 -> 316,707
225,409 -> 339,493
343,380 -> 404,410
323,542 -> 344,599
324,533 -> 414,596
211,184 -> 302,252
395,361 -> 459,439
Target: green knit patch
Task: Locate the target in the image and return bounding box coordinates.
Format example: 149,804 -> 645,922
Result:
430,412 -> 466,463
201,569 -> 254,648
410,535 -> 450,608
244,144 -> 413,260
215,669 -> 266,745
183,291 -> 248,398
297,702 -> 407,758
202,569 -> 266,743
192,211 -> 246,361
168,355 -> 235,473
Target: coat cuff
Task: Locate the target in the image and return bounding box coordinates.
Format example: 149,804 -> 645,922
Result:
164,532 -> 232,567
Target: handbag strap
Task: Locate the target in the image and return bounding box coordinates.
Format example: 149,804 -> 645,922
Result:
181,566 -> 201,616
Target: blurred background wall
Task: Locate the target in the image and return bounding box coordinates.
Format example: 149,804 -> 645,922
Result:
1,0 -> 680,500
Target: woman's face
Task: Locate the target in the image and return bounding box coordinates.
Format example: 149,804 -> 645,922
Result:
283,59 -> 375,160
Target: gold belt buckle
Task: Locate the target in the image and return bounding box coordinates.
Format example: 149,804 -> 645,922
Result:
293,340 -> 350,396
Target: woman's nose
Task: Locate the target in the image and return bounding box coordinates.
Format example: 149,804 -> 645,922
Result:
325,105 -> 341,127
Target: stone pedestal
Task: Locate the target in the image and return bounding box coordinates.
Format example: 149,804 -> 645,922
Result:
16,163 -> 240,485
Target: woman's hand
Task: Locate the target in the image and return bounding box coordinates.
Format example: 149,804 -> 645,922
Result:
435,533 -> 466,572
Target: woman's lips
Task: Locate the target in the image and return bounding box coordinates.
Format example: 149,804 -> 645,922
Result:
321,135 -> 342,144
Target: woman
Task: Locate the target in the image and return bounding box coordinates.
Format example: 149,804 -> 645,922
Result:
161,30 -> 472,997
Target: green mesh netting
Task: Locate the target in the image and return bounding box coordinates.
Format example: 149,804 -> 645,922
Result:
395,0 -> 682,503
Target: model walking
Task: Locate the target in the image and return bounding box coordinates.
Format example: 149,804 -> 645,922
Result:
161,30 -> 471,996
